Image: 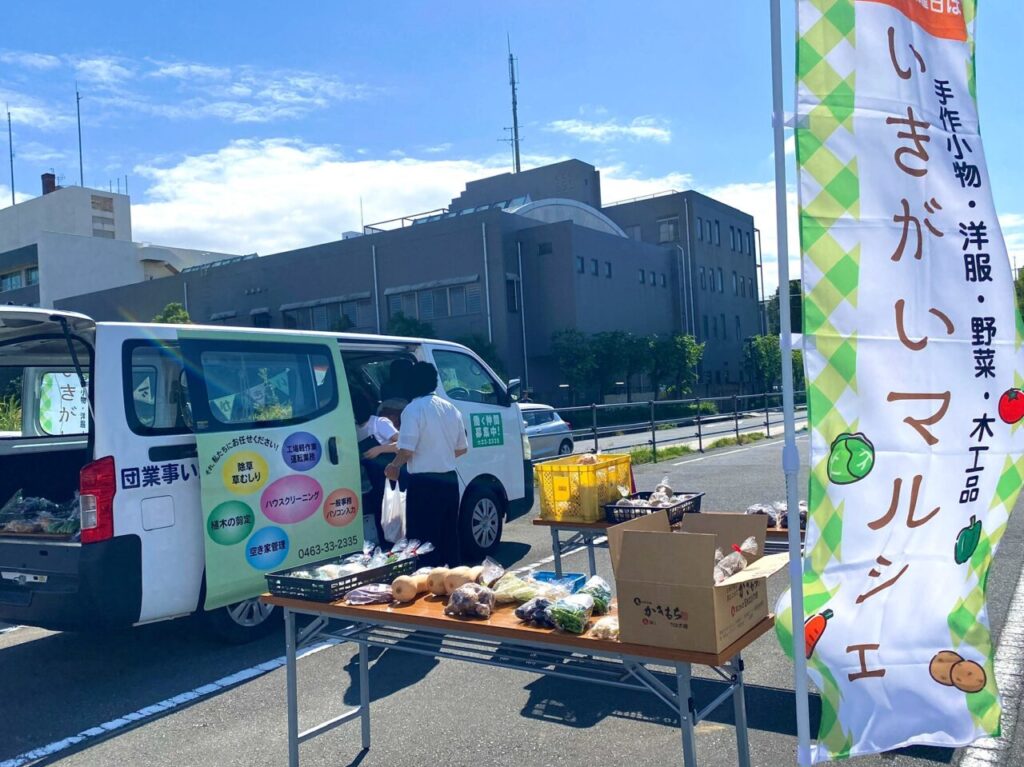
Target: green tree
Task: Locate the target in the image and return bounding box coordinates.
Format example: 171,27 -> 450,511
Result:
387,312 -> 435,338
643,335 -> 676,400
331,314 -> 354,332
669,334 -> 705,398
454,334 -> 506,378
792,347 -> 806,392
621,333 -> 648,403
151,302 -> 191,324
551,329 -> 595,405
1015,268 -> 1024,317
767,279 -> 802,335
591,331 -> 628,402
744,335 -> 782,391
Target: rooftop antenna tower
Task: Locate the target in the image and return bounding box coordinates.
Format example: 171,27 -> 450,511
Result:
75,83 -> 84,187
507,36 -> 521,174
6,105 -> 13,206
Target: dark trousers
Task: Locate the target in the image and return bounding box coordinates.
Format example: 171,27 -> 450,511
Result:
405,471 -> 460,568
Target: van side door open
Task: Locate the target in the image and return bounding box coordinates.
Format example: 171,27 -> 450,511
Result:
179,330 -> 363,610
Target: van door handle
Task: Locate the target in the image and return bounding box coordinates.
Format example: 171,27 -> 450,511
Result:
328,437 -> 339,465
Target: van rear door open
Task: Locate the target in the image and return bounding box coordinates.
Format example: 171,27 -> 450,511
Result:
178,329 -> 362,609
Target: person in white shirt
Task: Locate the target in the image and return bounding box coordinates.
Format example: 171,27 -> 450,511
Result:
353,389 -> 399,545
385,362 -> 467,566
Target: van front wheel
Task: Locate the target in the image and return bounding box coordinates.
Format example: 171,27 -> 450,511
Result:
202,598 -> 280,644
459,486 -> 504,561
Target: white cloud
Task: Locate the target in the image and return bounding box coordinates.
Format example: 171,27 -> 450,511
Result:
0,88 -> 74,131
423,143 -> 453,154
0,51 -> 61,69
150,62 -> 230,80
547,116 -> 671,144
600,168 -> 695,204
72,56 -> 134,84
0,185 -> 33,210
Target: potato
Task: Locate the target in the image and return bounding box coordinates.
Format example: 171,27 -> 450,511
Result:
929,651 -> 962,686
392,573 -> 429,603
427,568 -> 451,596
950,659 -> 987,693
444,566 -> 475,594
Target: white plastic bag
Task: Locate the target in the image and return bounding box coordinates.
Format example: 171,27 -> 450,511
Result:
381,480 -> 406,544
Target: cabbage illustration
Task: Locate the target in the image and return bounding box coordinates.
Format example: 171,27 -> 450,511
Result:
827,432 -> 875,485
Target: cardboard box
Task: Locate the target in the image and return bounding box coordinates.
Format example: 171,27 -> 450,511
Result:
608,512 -> 788,654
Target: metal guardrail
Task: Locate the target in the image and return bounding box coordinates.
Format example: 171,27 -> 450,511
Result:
532,391 -> 808,465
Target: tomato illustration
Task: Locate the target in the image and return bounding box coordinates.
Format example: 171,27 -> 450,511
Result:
998,388 -> 1024,424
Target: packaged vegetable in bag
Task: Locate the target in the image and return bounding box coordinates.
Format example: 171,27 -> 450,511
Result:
578,576 -> 612,614
547,594 -> 595,634
713,535 -> 759,584
345,583 -> 394,605
591,616 -> 620,640
524,573 -> 574,602
478,556 -> 505,587
444,582 -> 496,619
515,597 -> 555,627
492,573 -> 540,604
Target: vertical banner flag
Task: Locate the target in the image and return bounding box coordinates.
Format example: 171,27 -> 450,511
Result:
778,0 -> 1023,760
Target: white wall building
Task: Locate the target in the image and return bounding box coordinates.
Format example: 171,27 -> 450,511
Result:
0,174 -> 237,309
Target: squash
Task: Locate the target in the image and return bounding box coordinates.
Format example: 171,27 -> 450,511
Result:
392,573 -> 430,603
444,566 -> 483,594
427,568 -> 451,596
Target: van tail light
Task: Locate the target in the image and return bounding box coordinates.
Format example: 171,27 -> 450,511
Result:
80,456 -> 116,544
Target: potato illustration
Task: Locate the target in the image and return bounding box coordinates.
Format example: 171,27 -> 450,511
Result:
950,660 -> 987,693
929,651 -> 962,686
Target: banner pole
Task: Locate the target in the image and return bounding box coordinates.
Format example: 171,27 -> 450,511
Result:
769,0 -> 812,764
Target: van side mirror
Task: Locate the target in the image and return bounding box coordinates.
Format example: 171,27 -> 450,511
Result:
507,378 -> 521,403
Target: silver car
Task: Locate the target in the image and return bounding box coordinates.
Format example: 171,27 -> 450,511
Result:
520,403 -> 574,458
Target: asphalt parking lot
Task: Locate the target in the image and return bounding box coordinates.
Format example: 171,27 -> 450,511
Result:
2,434 -> 1022,767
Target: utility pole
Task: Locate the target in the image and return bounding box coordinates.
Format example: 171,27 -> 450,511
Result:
6,105 -> 13,206
508,36 -> 521,174
76,84 -> 84,187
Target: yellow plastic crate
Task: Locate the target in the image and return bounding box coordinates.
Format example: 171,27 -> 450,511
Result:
535,453 -> 632,523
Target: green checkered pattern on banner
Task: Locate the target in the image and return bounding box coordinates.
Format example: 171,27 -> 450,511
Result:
774,0 -> 860,757
39,381 -> 53,433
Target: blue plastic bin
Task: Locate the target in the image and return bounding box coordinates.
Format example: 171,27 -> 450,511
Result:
531,571 -> 586,593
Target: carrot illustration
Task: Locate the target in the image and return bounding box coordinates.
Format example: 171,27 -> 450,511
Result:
804,609 -> 833,659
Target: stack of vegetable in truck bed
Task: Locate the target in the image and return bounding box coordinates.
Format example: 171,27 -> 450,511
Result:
0,489 -> 80,538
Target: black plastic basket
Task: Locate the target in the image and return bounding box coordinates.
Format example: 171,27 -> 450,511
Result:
604,491 -> 705,524
266,556 -> 419,603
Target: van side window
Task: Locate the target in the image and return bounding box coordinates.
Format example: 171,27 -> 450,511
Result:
433,350 -> 503,406
37,372 -> 90,436
124,341 -> 191,436
197,346 -> 335,428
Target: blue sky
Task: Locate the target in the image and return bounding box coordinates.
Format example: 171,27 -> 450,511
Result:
1,1 -> 1021,294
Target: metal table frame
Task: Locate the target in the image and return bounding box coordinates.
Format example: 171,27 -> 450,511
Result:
533,520 -> 610,577
282,605 -> 752,767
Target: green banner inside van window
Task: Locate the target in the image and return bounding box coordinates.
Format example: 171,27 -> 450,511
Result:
178,329 -> 363,610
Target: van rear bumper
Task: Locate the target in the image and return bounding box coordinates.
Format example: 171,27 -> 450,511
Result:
507,459 -> 536,520
0,535 -> 141,631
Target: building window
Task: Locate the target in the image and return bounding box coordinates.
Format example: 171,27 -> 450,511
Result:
591,258 -> 599,276
705,220 -> 712,242
740,276 -> 746,298
605,261 -> 612,278
649,270 -> 656,287
699,267 -> 706,289
0,271 -> 23,292
717,268 -> 724,292
659,273 -> 667,288
25,266 -> 39,286
745,231 -> 752,255
720,313 -> 727,340
450,285 -> 467,315
626,225 -> 641,241
657,217 -> 679,244
714,221 -> 721,246
90,195 -> 114,213
735,315 -> 742,340
732,271 -> 738,296
638,269 -> 645,284
506,278 -> 520,313
386,283 -> 481,323
539,242 -> 553,255
713,315 -> 718,339
749,277 -> 756,299
696,217 -> 703,241
730,226 -> 736,251
703,315 -> 709,339
576,256 -> 585,274
252,313 -> 272,328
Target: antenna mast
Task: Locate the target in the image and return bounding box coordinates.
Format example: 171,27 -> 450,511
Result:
76,84 -> 84,186
508,36 -> 521,174
6,105 -> 13,206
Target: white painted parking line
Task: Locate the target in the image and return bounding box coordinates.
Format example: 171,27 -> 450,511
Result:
0,638 -> 341,767
956,557 -> 1024,767
0,625 -> 22,635
512,538 -> 607,575
672,433 -> 808,466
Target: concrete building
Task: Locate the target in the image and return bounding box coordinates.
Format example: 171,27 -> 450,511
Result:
0,173 -> 236,309
55,160 -> 762,400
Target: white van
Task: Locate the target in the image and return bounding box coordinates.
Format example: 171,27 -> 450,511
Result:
0,309 -> 532,641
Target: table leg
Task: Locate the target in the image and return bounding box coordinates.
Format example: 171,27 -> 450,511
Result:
359,640 -> 371,750
675,662 -> 698,767
730,654 -> 751,767
285,608 -> 299,767
550,527 -> 563,577
586,533 -> 597,577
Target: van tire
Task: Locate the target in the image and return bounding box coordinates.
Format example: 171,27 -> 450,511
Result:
459,485 -> 504,561
202,598 -> 280,644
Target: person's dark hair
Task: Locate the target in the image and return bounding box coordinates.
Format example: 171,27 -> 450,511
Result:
351,388 -> 377,425
406,362 -> 439,399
